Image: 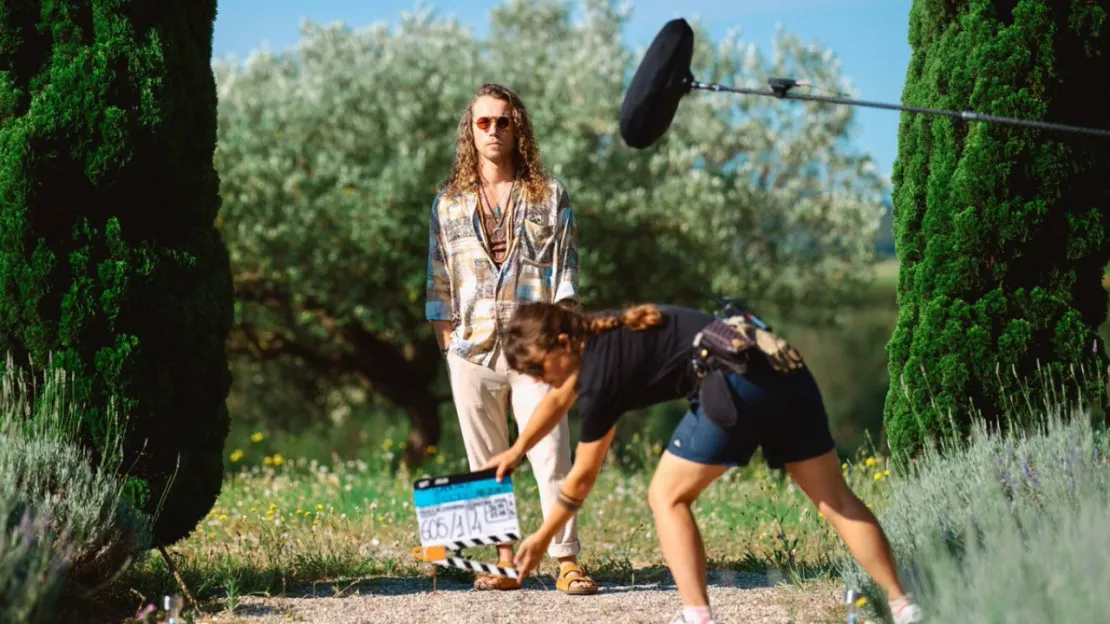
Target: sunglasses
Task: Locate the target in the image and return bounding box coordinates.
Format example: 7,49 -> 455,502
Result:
475,115 -> 511,132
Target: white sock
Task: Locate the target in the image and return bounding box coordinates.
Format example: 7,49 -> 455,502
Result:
683,605 -> 713,624
889,595 -> 913,615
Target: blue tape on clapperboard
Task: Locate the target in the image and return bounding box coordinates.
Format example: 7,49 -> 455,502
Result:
413,469 -> 514,507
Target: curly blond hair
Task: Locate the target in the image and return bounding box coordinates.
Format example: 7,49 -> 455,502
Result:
439,83 -> 552,204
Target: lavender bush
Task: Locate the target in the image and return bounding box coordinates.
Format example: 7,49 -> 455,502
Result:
0,356 -> 152,622
839,371 -> 1110,622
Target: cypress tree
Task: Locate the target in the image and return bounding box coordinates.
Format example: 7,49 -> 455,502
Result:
0,1 -> 232,545
885,0 -> 1110,460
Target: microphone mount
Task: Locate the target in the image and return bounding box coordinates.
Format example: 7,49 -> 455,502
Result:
685,76 -> 1110,140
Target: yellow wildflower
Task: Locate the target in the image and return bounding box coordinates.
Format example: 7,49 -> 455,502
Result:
865,457 -> 878,468
873,472 -> 883,481
426,445 -> 437,456
316,504 -> 324,511
272,454 -> 285,466
229,449 -> 244,463
841,463 -> 848,472
250,432 -> 265,443
382,439 -> 394,450
218,514 -> 228,521
250,507 -> 258,514
263,456 -> 274,466
884,469 -> 891,477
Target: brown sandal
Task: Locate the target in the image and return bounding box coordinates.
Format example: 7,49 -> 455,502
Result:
473,561 -> 522,591
556,562 -> 598,595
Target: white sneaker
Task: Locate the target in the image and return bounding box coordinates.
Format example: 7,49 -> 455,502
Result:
892,602 -> 923,624
669,614 -> 726,624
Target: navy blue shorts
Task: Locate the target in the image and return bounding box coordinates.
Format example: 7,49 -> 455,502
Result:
667,363 -> 835,470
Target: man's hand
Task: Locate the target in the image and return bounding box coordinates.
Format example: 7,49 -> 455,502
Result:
513,532 -> 551,581
481,446 -> 525,482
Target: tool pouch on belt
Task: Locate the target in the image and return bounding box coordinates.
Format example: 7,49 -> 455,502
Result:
691,315 -> 806,430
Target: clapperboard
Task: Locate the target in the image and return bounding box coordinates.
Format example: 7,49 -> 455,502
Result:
410,468 -> 521,579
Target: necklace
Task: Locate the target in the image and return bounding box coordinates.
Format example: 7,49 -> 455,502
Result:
480,178 -> 515,237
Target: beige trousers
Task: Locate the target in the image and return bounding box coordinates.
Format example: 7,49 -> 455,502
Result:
446,346 -> 580,558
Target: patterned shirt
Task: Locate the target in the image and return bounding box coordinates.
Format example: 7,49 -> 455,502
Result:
426,177 -> 580,366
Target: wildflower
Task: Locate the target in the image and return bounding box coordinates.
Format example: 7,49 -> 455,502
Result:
883,469 -> 891,478
316,504 -> 324,511
251,432 -> 265,443
272,454 -> 285,466
426,445 -> 437,455
865,457 -> 878,468
229,449 -> 244,463
856,596 -> 868,608
218,514 -> 228,522
841,463 -> 848,472
873,472 -> 883,481
818,512 -> 825,519
250,507 -> 257,513
382,439 -> 394,450
263,456 -> 274,466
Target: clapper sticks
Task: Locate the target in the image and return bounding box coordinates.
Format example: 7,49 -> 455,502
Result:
411,469 -> 523,583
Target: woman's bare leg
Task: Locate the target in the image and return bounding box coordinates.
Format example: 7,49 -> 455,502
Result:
648,451 -> 729,608
784,450 -> 906,601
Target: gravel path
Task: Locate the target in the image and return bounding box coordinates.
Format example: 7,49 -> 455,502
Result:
200,571 -> 843,624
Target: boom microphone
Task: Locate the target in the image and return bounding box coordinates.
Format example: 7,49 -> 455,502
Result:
619,18 -> 1110,150
618,18 -> 695,149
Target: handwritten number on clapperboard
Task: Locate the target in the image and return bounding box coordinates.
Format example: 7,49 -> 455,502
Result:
420,505 -> 486,541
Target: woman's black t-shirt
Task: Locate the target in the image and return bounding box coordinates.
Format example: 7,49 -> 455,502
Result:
575,305 -> 715,443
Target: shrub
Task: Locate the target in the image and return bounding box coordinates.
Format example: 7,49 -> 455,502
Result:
840,389 -> 1110,622
0,0 -> 233,545
0,358 -> 152,622
885,0 -> 1110,459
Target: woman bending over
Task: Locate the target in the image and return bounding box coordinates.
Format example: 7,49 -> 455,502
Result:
483,301 -> 923,624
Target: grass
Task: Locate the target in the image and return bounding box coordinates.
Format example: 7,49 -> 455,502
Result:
113,437 -> 896,620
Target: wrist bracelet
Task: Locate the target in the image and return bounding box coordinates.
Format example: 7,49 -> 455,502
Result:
556,489 -> 584,512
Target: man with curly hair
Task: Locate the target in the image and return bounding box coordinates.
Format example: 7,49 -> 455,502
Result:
425,83 -> 595,594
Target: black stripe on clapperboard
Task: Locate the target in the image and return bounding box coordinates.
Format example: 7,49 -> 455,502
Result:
448,557 -> 519,579
413,468 -> 501,491
450,533 -> 520,551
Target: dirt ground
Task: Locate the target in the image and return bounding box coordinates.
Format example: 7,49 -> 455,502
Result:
196,570 -> 846,624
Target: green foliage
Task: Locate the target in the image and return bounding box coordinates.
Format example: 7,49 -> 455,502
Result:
885,0 -> 1110,458
841,391 -> 1110,622
0,1 -> 233,544
214,0 -> 887,453
1,358 -> 152,623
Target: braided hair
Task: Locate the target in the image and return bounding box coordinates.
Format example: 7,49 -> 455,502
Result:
502,302 -> 662,373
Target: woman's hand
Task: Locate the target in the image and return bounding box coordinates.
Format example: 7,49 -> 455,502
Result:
513,532 -> 551,581
481,445 -> 525,482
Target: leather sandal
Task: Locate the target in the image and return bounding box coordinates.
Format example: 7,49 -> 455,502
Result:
473,561 -> 522,591
556,562 -> 598,595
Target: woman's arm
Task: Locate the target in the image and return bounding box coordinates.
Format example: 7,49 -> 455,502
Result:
512,423 -> 617,579
516,369 -> 579,454
483,370 -> 579,480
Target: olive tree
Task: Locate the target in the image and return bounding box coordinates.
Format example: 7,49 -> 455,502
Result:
213,0 -> 886,459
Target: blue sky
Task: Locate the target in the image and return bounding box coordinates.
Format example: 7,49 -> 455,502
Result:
212,0 -> 914,182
